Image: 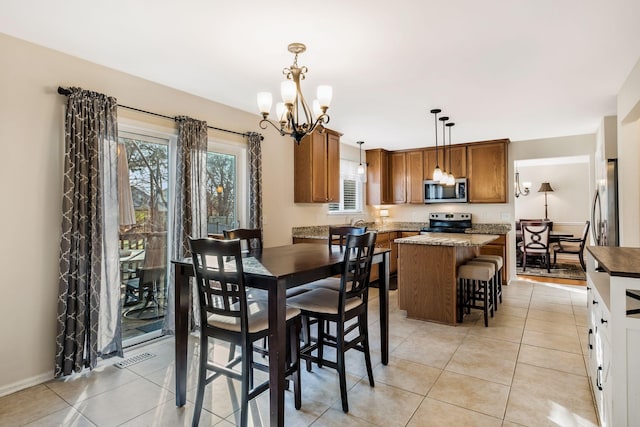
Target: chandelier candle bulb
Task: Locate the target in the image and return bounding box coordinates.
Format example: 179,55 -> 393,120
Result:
257,92 -> 272,115
316,85 -> 332,109
281,81 -> 297,105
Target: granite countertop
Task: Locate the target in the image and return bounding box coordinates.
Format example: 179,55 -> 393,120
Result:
292,222 -> 511,239
394,232 -> 499,247
465,223 -> 512,235
291,222 -> 427,239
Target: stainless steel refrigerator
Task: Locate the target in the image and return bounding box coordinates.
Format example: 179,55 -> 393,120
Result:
592,159 -> 619,246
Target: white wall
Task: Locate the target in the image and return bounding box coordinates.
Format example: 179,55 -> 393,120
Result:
617,57 -> 640,246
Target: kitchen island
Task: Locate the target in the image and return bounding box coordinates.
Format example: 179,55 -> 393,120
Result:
395,233 -> 499,325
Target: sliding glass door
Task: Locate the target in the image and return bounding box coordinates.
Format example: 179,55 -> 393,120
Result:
115,128 -> 246,346
118,131 -> 170,345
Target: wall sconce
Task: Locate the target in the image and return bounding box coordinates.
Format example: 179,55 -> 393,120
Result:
514,162 -> 531,198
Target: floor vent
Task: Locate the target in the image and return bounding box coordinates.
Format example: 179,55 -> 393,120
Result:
114,352 -> 155,369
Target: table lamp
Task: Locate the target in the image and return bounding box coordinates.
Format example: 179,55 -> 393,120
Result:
538,182 -> 554,220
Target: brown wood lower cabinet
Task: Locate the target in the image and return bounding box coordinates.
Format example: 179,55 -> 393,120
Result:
370,231 -> 397,282
479,234 -> 508,282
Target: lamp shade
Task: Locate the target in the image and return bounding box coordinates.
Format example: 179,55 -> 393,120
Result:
538,182 -> 554,192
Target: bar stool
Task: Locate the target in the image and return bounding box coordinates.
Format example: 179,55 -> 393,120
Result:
464,260 -> 497,316
457,262 -> 495,327
473,255 -> 503,310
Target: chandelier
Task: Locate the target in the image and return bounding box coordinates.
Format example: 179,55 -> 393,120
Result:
257,43 -> 332,144
514,161 -> 531,197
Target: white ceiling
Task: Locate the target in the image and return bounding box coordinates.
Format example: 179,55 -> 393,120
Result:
2,0 -> 640,150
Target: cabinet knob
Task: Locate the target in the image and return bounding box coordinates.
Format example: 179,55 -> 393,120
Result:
601,318 -> 608,325
588,328 -> 593,350
592,300 -> 598,305
596,366 -> 603,390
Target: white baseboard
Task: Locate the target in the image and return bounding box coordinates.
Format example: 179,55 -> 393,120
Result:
0,371 -> 54,398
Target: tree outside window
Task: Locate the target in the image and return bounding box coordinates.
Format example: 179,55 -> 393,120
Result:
206,152 -> 237,234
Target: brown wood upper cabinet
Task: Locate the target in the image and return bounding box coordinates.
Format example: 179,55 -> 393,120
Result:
466,139 -> 508,203
366,149 -> 392,205
423,146 -> 467,179
390,152 -> 406,204
406,150 -> 424,204
294,128 -> 341,203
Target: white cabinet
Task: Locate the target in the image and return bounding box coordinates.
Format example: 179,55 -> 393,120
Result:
586,279 -> 612,426
586,247 -> 640,427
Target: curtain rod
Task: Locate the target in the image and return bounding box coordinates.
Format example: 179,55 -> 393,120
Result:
57,86 -> 262,140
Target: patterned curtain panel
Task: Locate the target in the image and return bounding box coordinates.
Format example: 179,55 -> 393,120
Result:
247,132 -> 263,236
163,116 -> 208,334
56,88 -> 121,377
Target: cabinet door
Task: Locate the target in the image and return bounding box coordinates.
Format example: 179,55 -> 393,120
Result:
423,147 -> 445,180
406,150 -> 424,203
366,149 -> 391,205
390,152 -> 406,204
467,140 -> 508,203
326,131 -> 340,202
448,145 -> 467,178
294,128 -> 341,203
311,131 -> 328,202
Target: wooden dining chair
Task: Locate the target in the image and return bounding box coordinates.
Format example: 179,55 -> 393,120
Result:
223,228 -> 263,251
188,237 -> 301,427
519,221 -> 552,272
287,231 -> 377,413
551,220 -> 590,271
328,225 -> 367,248
305,226 -> 368,292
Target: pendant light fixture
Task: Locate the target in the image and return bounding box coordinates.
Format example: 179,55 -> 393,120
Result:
356,140 -> 367,182
439,115 -> 449,184
446,122 -> 456,186
257,43 -> 332,144
430,109 -> 443,181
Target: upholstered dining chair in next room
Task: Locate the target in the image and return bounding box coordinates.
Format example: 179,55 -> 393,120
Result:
552,221 -> 590,271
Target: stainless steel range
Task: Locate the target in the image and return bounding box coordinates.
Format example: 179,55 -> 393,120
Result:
420,212 -> 472,234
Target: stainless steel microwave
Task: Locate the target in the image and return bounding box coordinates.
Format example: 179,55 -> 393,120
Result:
424,178 -> 468,203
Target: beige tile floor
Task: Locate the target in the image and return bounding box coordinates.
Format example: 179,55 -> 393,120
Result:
0,278 -> 598,426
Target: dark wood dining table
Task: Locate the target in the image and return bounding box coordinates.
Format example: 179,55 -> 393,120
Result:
171,243 -> 391,426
